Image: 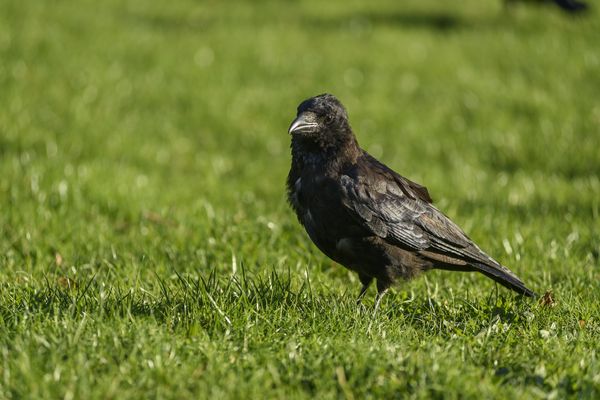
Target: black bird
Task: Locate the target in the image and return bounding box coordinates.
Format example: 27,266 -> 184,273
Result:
553,0 -> 587,12
287,94 -> 535,311
505,0 -> 588,13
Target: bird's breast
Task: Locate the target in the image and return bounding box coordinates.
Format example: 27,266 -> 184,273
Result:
296,175 -> 363,243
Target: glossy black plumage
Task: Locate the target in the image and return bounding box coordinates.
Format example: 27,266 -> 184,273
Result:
286,94 -> 535,305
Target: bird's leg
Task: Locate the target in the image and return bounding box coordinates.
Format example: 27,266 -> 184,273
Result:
367,280 -> 390,332
356,274 -> 373,305
373,289 -> 388,317
373,280 -> 391,317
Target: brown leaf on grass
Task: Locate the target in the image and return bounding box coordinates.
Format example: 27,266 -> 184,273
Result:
55,252 -> 63,266
538,290 -> 556,308
578,320 -> 586,329
57,276 -> 77,290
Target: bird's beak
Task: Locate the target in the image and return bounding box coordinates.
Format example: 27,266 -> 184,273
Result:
288,113 -> 319,135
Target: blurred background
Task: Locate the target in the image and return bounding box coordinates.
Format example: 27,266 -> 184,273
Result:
1,0 -> 599,397
2,0 -> 598,280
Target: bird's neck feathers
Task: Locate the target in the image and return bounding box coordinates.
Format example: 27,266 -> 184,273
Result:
291,128 -> 361,169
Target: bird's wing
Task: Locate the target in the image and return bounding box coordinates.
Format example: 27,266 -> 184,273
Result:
338,163 -> 495,266
339,167 -> 534,296
362,152 -> 432,203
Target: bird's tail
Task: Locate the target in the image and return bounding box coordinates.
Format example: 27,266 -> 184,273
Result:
472,262 -> 536,297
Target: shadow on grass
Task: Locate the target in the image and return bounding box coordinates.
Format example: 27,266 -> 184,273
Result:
307,10 -> 474,32
121,6 -> 497,34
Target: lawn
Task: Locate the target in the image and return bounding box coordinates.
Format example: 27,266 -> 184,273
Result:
1,0 -> 599,398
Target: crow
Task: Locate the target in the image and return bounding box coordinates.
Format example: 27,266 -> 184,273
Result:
553,0 -> 588,12
286,94 -> 535,311
505,0 -> 588,13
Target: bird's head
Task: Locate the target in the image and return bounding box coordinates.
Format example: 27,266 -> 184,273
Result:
288,94 -> 355,152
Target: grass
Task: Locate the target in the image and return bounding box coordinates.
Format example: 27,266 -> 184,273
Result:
1,0 -> 599,398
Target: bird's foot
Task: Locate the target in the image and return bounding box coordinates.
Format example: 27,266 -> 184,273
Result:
367,288 -> 388,332
372,288 -> 388,317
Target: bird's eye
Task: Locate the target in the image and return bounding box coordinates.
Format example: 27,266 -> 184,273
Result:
324,115 -> 334,124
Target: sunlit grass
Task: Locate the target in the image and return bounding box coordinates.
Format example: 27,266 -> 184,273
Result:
1,0 -> 599,398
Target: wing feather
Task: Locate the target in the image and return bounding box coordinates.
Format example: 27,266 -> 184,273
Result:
339,159 -> 502,269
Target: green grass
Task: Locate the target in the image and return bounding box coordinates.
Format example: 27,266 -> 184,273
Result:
1,0 -> 599,398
